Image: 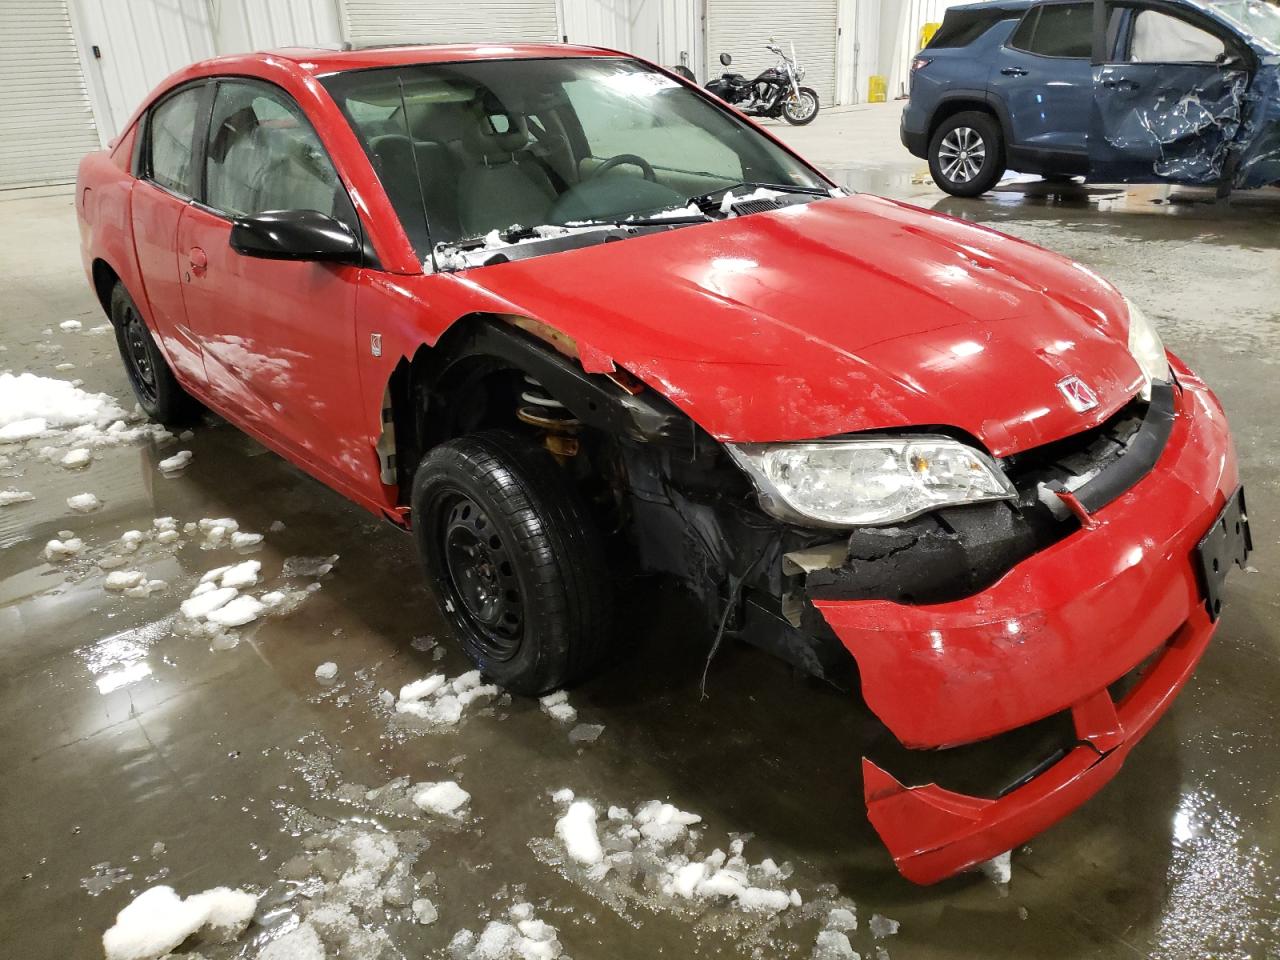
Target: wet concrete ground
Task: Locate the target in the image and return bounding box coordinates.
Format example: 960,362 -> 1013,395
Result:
2,106 -> 1279,958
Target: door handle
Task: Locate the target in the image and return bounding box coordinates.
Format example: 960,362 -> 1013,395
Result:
1000,67 -> 1028,76
189,247 -> 207,277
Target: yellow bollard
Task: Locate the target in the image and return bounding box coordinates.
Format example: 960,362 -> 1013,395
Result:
868,75 -> 887,103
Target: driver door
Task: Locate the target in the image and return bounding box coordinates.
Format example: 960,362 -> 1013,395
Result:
177,77 -> 371,490
1089,0 -> 1252,184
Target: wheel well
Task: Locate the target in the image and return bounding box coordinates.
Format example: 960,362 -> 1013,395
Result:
91,259 -> 120,319
927,99 -> 1001,145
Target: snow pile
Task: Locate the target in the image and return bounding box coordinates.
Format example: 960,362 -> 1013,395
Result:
176,554 -> 329,646
0,373 -> 160,452
447,902 -> 566,960
0,488 -> 34,506
539,690 -> 576,724
44,535 -> 84,559
183,516 -> 266,550
534,792 -> 863,949
393,669 -> 500,727
101,884 -> 256,960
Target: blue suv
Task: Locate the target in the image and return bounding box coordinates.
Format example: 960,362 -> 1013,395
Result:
901,0 -> 1280,196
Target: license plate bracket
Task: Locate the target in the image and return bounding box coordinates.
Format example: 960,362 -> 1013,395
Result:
1194,487 -> 1252,621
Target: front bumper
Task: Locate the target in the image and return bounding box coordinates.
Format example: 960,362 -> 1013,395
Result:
813,361 -> 1243,883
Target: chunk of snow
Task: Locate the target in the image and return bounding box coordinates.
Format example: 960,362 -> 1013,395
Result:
61,448 -> 91,468
0,417 -> 48,441
158,451 -> 192,473
569,723 -> 604,744
104,571 -> 146,591
812,930 -> 858,960
0,489 -> 35,506
551,788 -> 575,804
101,884 -> 256,960
0,374 -> 129,436
220,560 -> 261,589
412,781 -> 471,818
206,595 -> 265,627
980,849 -> 1012,884
180,586 -> 238,620
258,922 -> 324,960
869,913 -> 900,938
412,898 -> 438,925
826,907 -> 857,932
231,531 -> 263,548
315,662 -> 338,681
60,319 -> 83,331
44,537 -> 84,559
556,801 -> 604,865
67,493 -> 102,512
399,675 -> 447,703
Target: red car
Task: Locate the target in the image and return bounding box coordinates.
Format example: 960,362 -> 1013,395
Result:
76,43 -> 1250,884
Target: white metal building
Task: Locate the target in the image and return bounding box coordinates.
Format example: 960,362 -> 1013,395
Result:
0,0 -> 953,189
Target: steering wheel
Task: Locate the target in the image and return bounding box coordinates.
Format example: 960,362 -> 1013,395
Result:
589,153 -> 656,182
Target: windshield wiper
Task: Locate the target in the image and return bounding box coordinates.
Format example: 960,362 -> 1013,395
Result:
691,181 -> 830,207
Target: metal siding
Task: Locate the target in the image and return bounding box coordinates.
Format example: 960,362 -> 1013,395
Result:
343,0 -> 561,45
562,0 -> 630,51
0,0 -> 101,187
706,0 -> 838,104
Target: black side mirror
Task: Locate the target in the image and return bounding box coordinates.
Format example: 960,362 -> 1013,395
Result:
229,209 -> 360,263
720,53 -> 732,66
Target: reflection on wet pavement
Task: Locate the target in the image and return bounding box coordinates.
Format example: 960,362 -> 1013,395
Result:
2,126 -> 1279,958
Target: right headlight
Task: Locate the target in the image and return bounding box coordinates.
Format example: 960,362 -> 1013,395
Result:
1125,297 -> 1170,400
727,436 -> 1017,528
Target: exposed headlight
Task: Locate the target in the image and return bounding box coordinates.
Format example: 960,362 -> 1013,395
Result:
727,437 -> 1017,528
1125,298 -> 1170,401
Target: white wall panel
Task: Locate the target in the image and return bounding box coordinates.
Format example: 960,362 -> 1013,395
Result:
0,0 -> 101,188
343,0 -> 561,45
562,0 -> 630,51
209,0 -> 343,54
629,0 -> 701,74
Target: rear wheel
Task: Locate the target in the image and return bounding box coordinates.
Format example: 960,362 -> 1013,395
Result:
783,87 -> 820,125
110,282 -> 199,425
412,430 -> 612,695
928,111 -> 1005,197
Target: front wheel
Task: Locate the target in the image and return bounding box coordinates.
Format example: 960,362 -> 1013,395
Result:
927,111 -> 1005,197
411,430 -> 613,696
782,87 -> 820,125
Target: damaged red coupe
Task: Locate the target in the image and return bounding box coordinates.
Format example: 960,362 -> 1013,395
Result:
76,43 -> 1251,884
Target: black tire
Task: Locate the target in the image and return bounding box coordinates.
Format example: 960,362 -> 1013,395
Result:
110,282 -> 200,426
928,111 -> 1005,197
782,86 -> 820,125
411,430 -> 612,695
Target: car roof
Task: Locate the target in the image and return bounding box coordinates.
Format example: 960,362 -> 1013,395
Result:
238,42 -> 622,75
944,0 -> 1034,13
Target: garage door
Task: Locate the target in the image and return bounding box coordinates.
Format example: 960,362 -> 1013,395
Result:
706,0 -> 838,106
0,0 -> 101,189
343,0 -> 560,46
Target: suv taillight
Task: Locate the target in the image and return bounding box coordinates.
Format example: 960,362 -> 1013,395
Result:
911,57 -> 932,72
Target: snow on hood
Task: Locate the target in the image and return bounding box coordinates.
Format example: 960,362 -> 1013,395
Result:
435,194 -> 1146,457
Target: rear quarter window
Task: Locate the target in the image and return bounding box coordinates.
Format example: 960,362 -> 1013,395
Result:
928,11 -> 1016,47
1009,3 -> 1094,57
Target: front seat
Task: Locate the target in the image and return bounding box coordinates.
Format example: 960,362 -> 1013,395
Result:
456,104 -> 556,237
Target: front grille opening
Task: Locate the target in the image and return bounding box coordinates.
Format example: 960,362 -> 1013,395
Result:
1108,635 -> 1175,706
865,709 -> 1079,800
1004,394 -> 1148,495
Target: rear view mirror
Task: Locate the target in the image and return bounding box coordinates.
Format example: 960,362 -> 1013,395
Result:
229,209 -> 360,263
720,53 -> 732,66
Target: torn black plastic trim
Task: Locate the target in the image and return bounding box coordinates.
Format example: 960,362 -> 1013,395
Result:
1070,380 -> 1175,513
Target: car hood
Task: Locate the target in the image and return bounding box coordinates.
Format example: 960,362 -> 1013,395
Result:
446,194 -> 1146,456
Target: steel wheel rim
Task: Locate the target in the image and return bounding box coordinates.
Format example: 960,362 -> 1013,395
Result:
440,494 -> 524,660
938,126 -> 987,183
122,305 -> 159,404
786,92 -> 817,120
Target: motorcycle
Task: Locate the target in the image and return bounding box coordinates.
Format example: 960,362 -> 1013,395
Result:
705,40 -> 820,126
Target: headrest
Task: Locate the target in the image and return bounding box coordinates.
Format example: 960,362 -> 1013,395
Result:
463,95 -> 531,160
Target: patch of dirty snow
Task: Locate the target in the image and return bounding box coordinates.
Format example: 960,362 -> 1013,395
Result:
869,913 -> 899,939
258,921 -> 325,960
0,488 -> 35,506
412,780 -> 471,819
101,884 -> 256,960
447,902 -> 567,960
392,669 -> 499,730
568,723 -> 605,745
539,690 -> 577,724
0,374 -> 170,456
532,792 -> 862,952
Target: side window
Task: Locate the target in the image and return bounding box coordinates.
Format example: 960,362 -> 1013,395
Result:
1129,11 -> 1226,62
204,80 -> 355,225
147,87 -> 203,196
1010,3 -> 1093,58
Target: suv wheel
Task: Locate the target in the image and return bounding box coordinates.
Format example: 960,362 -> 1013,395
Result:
110,282 -> 200,425
411,430 -> 612,696
928,111 -> 1005,197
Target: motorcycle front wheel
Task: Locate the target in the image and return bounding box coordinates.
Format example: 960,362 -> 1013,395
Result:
783,87 -> 819,125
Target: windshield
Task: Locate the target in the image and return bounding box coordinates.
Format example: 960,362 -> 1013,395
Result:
1204,0 -> 1280,47
321,57 -> 827,263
